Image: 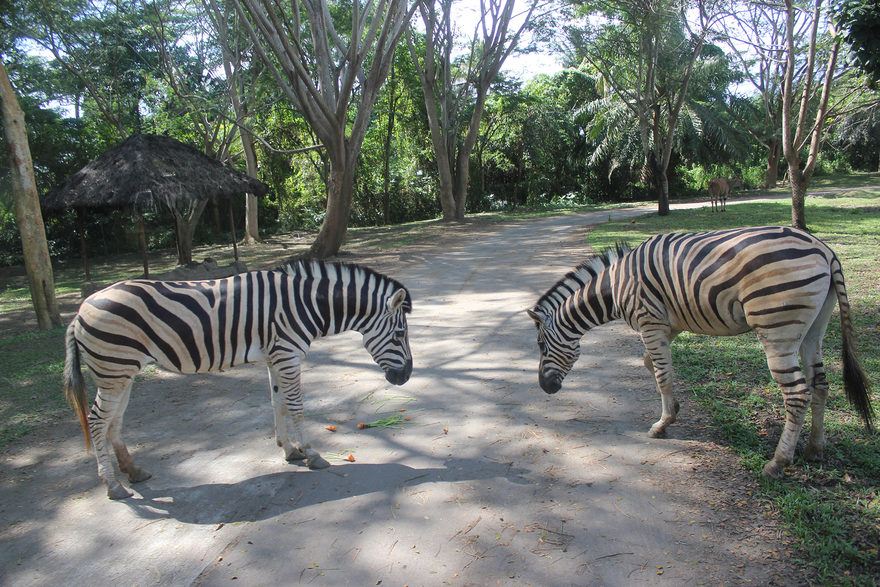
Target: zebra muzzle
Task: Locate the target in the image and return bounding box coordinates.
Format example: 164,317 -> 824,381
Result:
539,369 -> 563,394
384,358 -> 413,385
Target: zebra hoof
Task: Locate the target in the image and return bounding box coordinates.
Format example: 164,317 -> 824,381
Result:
307,455 -> 330,470
648,422 -> 668,438
107,482 -> 133,500
284,447 -> 307,462
127,467 -> 152,484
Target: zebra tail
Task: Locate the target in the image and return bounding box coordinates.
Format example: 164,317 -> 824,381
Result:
63,320 -> 92,452
833,265 -> 875,431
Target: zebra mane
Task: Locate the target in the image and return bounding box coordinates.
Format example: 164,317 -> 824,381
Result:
534,243 -> 630,314
278,258 -> 412,311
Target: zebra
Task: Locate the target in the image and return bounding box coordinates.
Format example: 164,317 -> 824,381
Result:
64,259 -> 413,499
528,226 -> 874,478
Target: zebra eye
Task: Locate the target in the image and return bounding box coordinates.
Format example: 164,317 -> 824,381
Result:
537,340 -> 548,354
393,327 -> 406,341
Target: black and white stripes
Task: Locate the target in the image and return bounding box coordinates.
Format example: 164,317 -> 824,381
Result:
530,226 -> 874,479
65,259 -> 412,499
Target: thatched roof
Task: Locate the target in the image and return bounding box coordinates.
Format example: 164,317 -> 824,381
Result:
42,133 -> 269,212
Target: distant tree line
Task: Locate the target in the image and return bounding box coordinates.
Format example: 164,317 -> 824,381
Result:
1,0 -> 879,267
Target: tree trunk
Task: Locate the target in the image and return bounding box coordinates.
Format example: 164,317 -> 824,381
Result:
763,139 -> 781,188
174,199 -> 209,264
382,64 -> 397,226
420,82 -> 456,220
241,126 -> 260,243
437,152 -> 457,220
0,59 -> 61,329
309,158 -> 355,258
647,151 -> 670,216
656,175 -> 670,216
453,147 -> 470,220
789,166 -> 807,229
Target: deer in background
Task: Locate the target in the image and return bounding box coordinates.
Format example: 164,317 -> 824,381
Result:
707,177 -> 742,212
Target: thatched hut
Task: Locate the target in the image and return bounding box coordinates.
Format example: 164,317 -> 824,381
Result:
42,133 -> 269,279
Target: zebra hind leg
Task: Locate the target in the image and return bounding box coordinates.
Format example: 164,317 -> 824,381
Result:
89,385 -> 135,499
761,348 -> 812,479
800,291 -> 836,462
107,380 -> 152,484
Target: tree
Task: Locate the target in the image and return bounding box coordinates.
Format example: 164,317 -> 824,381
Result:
407,0 -> 540,220
779,0 -> 854,229
0,56 -> 61,329
721,3 -> 787,188
571,0 -> 719,216
233,0 -> 417,258
203,0 -> 264,244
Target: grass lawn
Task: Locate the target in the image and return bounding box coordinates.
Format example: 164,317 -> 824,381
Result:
588,180 -> 880,584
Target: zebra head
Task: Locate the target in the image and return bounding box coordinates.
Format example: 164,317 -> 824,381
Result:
361,288 -> 413,385
527,306 -> 580,394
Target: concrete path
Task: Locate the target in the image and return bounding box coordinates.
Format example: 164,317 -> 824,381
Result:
0,204 -> 806,585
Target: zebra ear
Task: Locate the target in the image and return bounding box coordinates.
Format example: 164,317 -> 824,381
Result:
526,308 -> 548,326
387,289 -> 407,313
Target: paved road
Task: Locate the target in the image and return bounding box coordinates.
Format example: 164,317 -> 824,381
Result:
1,204 -> 805,585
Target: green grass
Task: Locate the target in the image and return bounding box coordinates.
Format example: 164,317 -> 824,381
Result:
588,181 -> 880,584
0,325 -> 69,444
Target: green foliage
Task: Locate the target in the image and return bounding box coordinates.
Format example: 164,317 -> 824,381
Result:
833,0 -> 880,85
588,183 -> 880,583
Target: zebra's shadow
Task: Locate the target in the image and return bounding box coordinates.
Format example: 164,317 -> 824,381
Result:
122,459 -> 528,525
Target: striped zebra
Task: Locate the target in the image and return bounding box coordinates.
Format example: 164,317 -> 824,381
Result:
64,260 -> 413,499
528,226 -> 874,478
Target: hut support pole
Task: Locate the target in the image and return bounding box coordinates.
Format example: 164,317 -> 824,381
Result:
138,216 -> 150,278
76,208 -> 92,281
229,206 -> 239,262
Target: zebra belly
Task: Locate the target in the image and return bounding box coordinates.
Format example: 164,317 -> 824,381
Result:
666,299 -> 751,337
148,346 -> 268,375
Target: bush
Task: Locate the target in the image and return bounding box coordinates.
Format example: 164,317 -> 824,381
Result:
0,210 -> 23,266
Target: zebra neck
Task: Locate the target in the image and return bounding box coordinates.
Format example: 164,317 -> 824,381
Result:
292,264 -> 383,337
564,267 -> 617,333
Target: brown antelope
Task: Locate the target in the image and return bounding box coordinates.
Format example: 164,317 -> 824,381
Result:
707,177 -> 742,212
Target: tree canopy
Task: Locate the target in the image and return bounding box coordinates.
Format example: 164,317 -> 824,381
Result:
1,0 -> 878,269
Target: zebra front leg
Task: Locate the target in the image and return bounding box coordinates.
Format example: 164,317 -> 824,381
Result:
642,332 -> 680,438
267,363 -> 306,462
269,356 -> 328,469
89,385 -> 134,500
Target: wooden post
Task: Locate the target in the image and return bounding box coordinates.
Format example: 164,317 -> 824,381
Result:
229,205 -> 239,262
76,207 -> 92,281
138,215 -> 150,277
